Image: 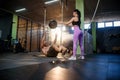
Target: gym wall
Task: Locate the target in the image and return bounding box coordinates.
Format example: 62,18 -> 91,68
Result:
0,10 -> 13,40
97,27 -> 120,53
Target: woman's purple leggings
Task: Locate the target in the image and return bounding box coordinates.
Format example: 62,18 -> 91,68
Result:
73,25 -> 84,56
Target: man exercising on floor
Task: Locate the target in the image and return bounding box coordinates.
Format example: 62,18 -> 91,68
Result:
40,32 -> 72,57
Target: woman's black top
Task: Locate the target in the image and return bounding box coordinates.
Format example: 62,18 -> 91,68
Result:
72,20 -> 81,29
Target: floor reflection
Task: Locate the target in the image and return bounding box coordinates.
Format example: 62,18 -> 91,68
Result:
0,54 -> 120,80
44,66 -> 80,80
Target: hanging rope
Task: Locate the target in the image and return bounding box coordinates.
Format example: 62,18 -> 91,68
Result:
86,0 -> 101,32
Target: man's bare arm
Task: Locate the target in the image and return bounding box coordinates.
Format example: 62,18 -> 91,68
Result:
40,32 -> 46,48
53,34 -> 57,44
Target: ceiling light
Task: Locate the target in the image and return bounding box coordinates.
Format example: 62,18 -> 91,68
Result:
45,0 -> 59,4
15,8 -> 26,12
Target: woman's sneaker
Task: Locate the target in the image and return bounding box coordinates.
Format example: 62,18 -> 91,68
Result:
68,56 -> 76,60
78,56 -> 85,60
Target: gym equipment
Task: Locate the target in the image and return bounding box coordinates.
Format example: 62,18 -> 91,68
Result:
86,0 -> 101,31
49,20 -> 57,29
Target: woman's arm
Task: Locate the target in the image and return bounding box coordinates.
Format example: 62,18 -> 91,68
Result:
64,17 -> 74,25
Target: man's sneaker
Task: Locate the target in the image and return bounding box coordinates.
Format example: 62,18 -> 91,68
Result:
68,56 -> 76,60
78,56 -> 85,60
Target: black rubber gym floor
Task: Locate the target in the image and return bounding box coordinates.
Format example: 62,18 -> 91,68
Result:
0,53 -> 120,80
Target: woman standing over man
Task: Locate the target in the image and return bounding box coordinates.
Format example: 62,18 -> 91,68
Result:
64,9 -> 84,60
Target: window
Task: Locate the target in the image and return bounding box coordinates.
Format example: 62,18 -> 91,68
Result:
84,23 -> 90,29
114,21 -> 120,27
105,22 -> 113,27
98,22 -> 104,28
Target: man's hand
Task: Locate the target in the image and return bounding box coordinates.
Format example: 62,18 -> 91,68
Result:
43,32 -> 46,36
55,33 -> 57,38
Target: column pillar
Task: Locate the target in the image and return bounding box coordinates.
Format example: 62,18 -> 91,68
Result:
91,22 -> 97,53
76,0 -> 84,55
12,14 -> 18,39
